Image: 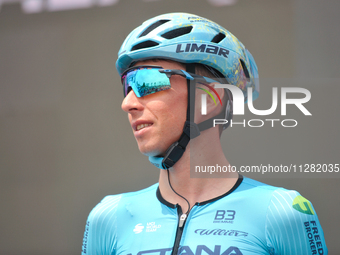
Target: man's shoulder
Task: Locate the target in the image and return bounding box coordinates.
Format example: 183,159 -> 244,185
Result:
241,177 -> 301,204
88,183 -> 157,215
86,183 -> 159,228
241,176 -> 298,194
99,183 -> 159,208
225,176 -> 314,228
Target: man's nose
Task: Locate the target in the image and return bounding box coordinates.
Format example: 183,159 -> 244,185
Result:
121,90 -> 144,113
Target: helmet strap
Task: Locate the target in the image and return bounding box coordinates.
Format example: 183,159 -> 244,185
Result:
149,64 -> 200,169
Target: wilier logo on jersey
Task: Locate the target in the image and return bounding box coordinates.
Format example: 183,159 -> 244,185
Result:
195,229 -> 248,237
292,195 -> 315,215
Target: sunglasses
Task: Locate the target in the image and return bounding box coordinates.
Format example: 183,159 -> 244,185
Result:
121,65 -> 223,105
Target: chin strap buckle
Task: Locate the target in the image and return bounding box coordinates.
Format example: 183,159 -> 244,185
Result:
160,121 -> 200,169
161,142 -> 183,169
148,141 -> 188,170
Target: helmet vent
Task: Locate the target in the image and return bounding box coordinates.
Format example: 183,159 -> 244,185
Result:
239,59 -> 250,79
161,26 -> 193,39
211,33 -> 226,44
131,40 -> 159,51
139,20 -> 170,38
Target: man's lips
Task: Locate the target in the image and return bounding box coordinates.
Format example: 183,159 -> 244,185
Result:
132,120 -> 153,131
136,123 -> 152,131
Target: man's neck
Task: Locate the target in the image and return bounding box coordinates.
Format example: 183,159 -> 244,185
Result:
158,128 -> 238,213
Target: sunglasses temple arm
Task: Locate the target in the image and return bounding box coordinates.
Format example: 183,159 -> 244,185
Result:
159,69 -> 195,80
183,71 -> 218,84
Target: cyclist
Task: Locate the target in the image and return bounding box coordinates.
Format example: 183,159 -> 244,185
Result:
82,13 -> 327,255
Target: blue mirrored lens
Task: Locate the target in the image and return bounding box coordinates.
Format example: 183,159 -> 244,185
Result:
123,68 -> 171,97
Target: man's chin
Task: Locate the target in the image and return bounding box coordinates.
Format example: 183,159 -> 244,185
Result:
137,138 -> 180,157
142,151 -> 166,157
138,145 -> 166,157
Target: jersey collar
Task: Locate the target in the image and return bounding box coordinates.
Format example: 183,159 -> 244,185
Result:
156,175 -> 244,208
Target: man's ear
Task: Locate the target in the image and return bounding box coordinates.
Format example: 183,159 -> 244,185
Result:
204,83 -> 225,116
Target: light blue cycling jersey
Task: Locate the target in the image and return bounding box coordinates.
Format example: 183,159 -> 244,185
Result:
82,176 -> 327,255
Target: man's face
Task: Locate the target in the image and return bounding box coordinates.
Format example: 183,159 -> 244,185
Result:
121,60 -> 188,157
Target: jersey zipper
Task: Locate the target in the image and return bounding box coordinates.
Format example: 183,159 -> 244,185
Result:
171,206 -> 188,255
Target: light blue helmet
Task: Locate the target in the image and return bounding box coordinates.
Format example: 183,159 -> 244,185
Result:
116,13 -> 260,169
116,12 -> 259,100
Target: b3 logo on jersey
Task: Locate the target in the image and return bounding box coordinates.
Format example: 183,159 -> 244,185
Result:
213,210 -> 236,223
